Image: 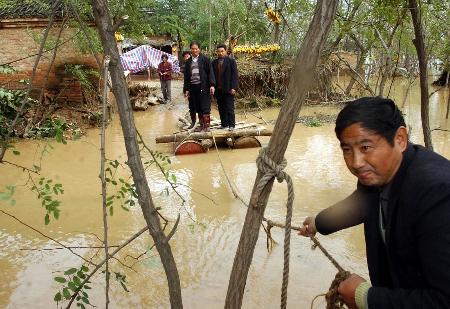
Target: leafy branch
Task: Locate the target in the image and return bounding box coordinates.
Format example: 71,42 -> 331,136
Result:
30,177 -> 64,225
54,266 -> 92,309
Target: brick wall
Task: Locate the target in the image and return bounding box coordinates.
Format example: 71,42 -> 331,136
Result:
0,21 -> 99,103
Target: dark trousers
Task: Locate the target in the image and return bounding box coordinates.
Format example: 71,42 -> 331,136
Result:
216,89 -> 235,127
188,97 -> 195,114
189,84 -> 211,114
160,79 -> 171,101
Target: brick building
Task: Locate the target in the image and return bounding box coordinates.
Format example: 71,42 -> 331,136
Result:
0,1 -> 99,103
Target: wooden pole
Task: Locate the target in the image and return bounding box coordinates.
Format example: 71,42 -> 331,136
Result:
409,0 -> 433,150
224,0 -> 338,308
91,1 -> 183,307
100,57 -> 110,308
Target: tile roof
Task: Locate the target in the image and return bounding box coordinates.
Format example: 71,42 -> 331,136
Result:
0,0 -> 67,19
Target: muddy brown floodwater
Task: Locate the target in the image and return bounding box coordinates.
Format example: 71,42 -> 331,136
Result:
1,78 -> 449,308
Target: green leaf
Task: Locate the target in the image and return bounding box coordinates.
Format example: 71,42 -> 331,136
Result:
109,206 -> 113,216
73,276 -> 82,286
12,150 -> 20,155
83,285 -> 91,289
81,296 -> 90,304
64,268 -> 77,275
54,292 -> 62,302
54,277 -> 66,283
81,265 -> 89,272
80,303 -> 86,309
63,288 -> 71,299
44,214 -> 50,225
68,281 -> 77,292
77,271 -> 86,279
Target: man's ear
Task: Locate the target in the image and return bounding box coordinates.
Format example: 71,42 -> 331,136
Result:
395,126 -> 408,151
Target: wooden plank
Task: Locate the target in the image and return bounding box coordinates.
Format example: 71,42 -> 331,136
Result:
156,128 -> 272,144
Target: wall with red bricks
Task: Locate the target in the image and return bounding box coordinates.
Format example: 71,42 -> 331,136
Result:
0,22 -> 99,103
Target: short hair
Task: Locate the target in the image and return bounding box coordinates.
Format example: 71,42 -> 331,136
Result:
216,43 -> 227,50
190,41 -> 200,49
335,97 -> 406,145
182,51 -> 190,57
161,54 -> 168,60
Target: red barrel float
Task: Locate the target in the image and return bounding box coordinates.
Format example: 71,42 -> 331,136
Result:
175,140 -> 207,155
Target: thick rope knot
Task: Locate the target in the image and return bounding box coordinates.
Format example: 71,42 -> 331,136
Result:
255,147 -> 295,309
256,147 -> 289,197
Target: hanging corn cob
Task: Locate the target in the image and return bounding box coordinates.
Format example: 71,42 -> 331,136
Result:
115,32 -> 124,42
265,8 -> 281,24
233,44 -> 281,54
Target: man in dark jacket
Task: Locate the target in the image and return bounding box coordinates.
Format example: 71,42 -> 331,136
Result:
183,41 -> 215,132
212,44 -> 238,130
157,54 -> 172,103
299,97 -> 450,308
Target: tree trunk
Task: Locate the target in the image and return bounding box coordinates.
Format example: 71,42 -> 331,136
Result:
176,29 -> 183,60
271,22 -> 280,62
224,0 -> 338,308
409,0 -> 433,150
345,34 -> 372,96
345,42 -> 369,96
446,72 -> 450,119
374,9 -> 406,97
91,1 -> 183,308
378,53 -> 392,97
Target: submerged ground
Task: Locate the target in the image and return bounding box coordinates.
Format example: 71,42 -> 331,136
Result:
1,79 -> 449,308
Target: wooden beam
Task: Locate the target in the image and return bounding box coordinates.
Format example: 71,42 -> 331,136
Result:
156,129 -> 272,144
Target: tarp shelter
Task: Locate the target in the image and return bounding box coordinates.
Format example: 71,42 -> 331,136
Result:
120,45 -> 180,74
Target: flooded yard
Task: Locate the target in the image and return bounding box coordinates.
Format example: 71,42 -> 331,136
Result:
1,78 -> 449,308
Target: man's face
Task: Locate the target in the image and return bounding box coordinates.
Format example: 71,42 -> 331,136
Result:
339,122 -> 407,186
191,44 -> 200,57
162,57 -> 168,63
183,54 -> 191,61
217,47 -> 227,58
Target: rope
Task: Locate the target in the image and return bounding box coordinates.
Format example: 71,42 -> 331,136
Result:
255,147 -> 294,309
324,271 -> 351,309
212,141 -> 348,308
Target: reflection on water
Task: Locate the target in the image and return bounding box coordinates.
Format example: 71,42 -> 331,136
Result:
1,79 -> 449,308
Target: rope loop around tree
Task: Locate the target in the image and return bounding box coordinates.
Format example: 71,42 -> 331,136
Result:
255,147 -> 294,309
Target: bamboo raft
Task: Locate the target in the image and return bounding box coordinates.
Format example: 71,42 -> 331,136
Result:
156,117 -> 272,155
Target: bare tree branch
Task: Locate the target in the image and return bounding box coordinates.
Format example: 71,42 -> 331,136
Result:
0,210 -> 97,267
